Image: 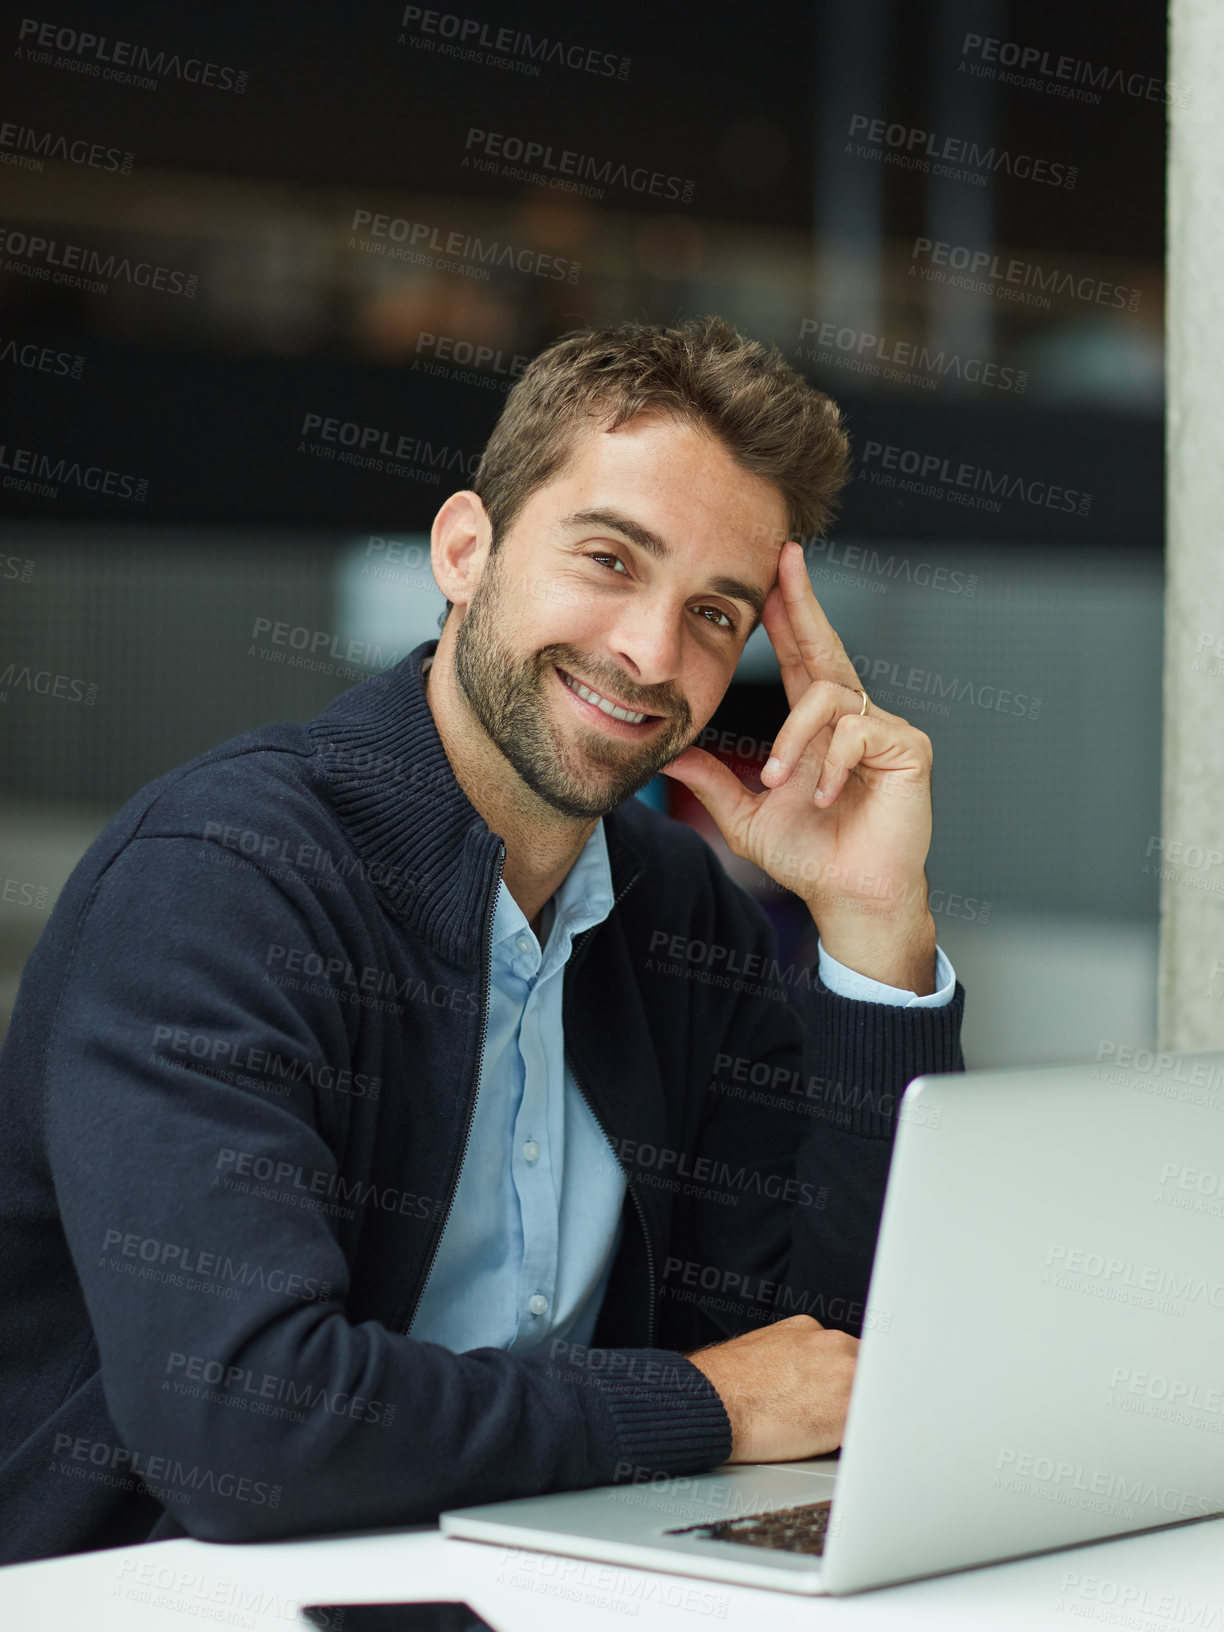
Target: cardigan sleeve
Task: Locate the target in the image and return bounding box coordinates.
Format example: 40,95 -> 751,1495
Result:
662,881 -> 965,1354
36,832 -> 732,1545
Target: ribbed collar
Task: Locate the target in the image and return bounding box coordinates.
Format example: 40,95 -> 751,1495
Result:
305,640 -> 645,967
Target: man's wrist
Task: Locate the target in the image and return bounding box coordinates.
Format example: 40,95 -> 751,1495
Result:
683,1346 -> 745,1461
809,905 -> 938,995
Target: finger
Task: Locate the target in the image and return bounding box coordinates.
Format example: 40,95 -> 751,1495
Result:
658,745 -> 761,849
813,714 -> 932,806
771,540 -> 862,692
761,578 -> 817,711
761,678 -> 884,787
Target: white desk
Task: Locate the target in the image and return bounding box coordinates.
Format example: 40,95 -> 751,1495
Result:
1,1517 -> 1222,1631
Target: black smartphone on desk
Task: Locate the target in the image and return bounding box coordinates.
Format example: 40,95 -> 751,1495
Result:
302,1603 -> 499,1632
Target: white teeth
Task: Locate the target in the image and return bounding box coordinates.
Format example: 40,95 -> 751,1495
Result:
560,670 -> 647,724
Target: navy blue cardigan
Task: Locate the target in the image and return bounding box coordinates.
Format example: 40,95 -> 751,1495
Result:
0,640 -> 963,1564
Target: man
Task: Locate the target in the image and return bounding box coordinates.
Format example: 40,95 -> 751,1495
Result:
0,317 -> 963,1564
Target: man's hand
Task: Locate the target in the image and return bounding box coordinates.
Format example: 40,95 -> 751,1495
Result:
684,1314 -> 859,1463
659,539 -> 936,991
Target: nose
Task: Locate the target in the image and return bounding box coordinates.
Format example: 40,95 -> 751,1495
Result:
602,592 -> 686,700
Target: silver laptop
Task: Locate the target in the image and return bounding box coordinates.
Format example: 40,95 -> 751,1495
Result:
441,1052 -> 1224,1594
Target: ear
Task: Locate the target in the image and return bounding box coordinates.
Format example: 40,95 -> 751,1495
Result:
430,491 -> 491,611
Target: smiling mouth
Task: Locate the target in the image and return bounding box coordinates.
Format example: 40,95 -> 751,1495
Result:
554,666 -> 665,728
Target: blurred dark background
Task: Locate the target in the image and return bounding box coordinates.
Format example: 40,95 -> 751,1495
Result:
0,0 -> 1167,1062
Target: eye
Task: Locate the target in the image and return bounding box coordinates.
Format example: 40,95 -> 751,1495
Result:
584,552 -> 737,635
695,605 -> 738,635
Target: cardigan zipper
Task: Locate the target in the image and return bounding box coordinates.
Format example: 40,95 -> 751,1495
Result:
565,1042 -> 657,1350
402,844 -> 646,1339
402,840 -> 505,1334
564,859 -> 655,1347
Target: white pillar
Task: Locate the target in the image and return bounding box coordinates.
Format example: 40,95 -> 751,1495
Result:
1161,0 -> 1224,1047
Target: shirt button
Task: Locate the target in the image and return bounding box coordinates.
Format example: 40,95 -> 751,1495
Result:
515,934 -> 532,954
528,1294 -> 548,1317
522,1140 -> 540,1163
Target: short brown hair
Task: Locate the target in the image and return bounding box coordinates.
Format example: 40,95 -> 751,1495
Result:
439,315 -> 850,623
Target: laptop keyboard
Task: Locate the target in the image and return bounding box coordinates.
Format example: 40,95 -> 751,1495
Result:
664,1498 -> 833,1557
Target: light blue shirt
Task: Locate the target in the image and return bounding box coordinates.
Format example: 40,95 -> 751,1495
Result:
408,817 -> 956,1355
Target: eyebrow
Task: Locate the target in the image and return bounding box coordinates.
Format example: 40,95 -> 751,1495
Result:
560,507 -> 769,632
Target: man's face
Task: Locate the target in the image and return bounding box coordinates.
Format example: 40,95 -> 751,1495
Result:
451,412 -> 789,820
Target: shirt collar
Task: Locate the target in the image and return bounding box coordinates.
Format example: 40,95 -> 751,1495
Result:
491,818 -> 615,959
